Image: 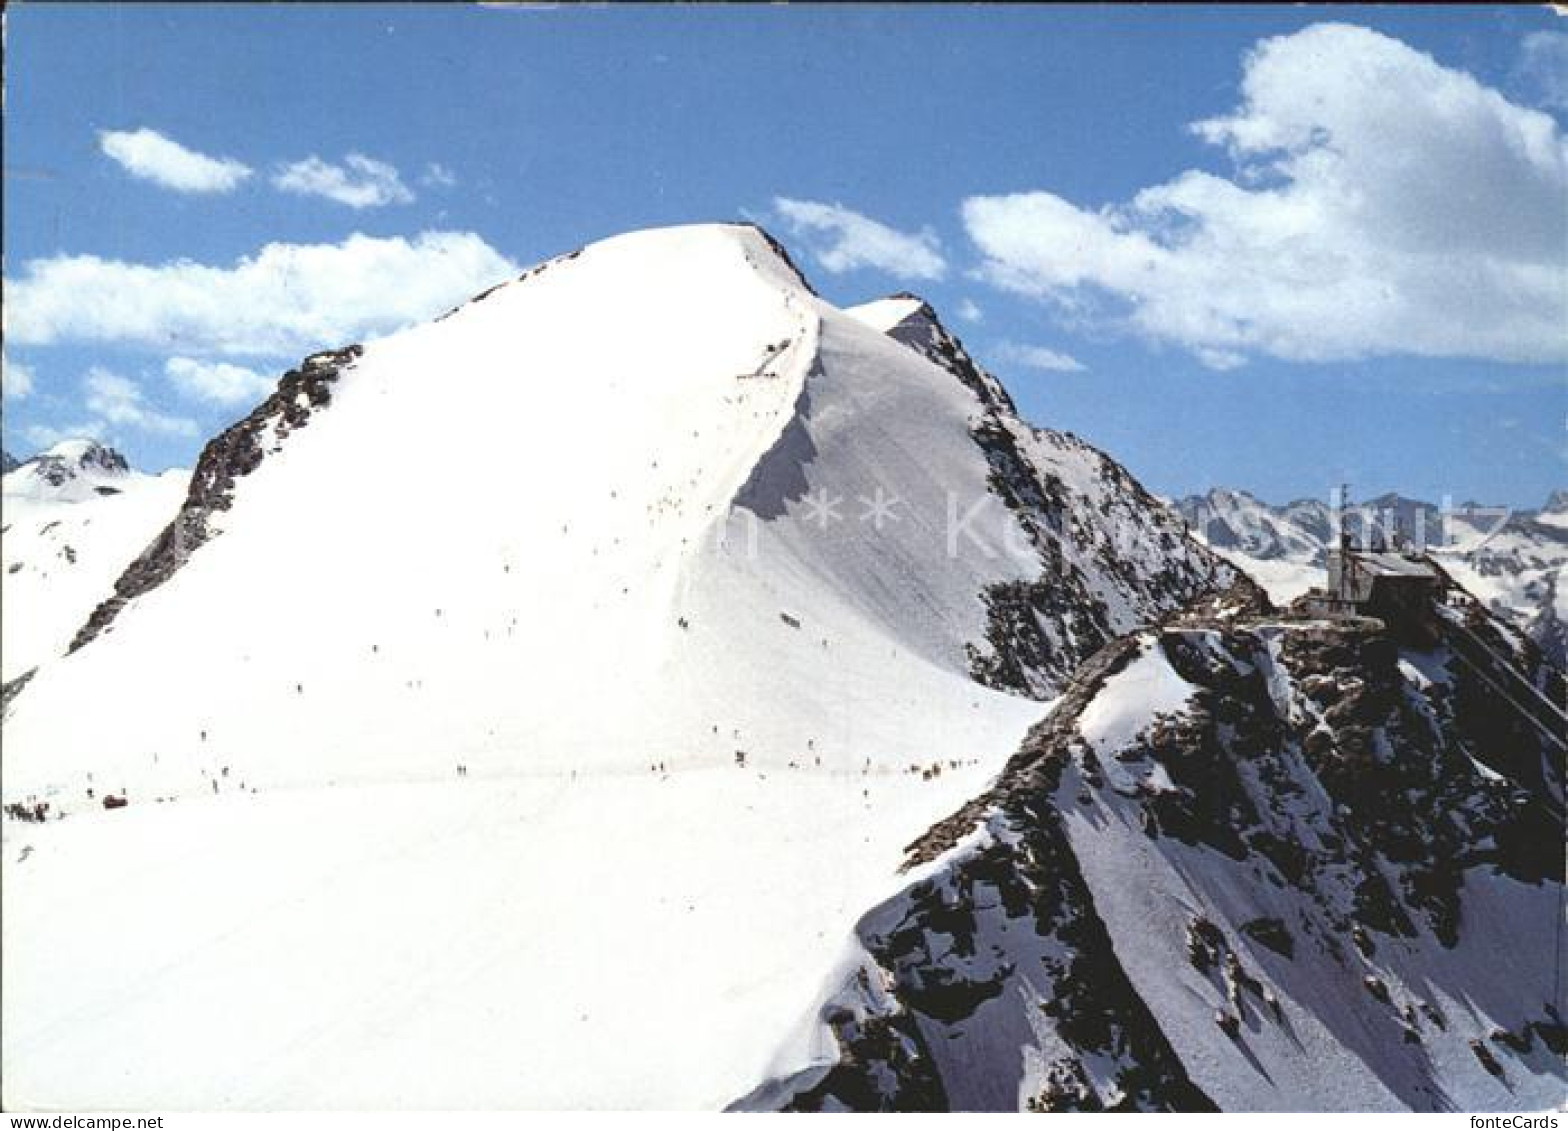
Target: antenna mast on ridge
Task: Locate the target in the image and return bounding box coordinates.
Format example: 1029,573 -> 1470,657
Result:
1335,481 -> 1353,550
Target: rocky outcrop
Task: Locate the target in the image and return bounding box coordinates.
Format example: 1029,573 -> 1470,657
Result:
751,587 -> 1565,1111
68,345 -> 362,653
878,294 -> 1016,415
746,223 -> 821,298
6,441 -> 131,490
876,302 -> 1232,699
1,667 -> 38,718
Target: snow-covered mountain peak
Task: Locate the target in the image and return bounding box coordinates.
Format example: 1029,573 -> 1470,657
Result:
41,438 -> 127,468
452,222 -> 818,321
847,293 -> 1019,418
846,293 -> 931,335
2,222 -> 1233,1109
3,439 -> 133,502
2,223 -> 1559,1114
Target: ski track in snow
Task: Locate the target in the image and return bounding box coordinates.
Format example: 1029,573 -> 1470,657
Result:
4,764 -> 1046,1109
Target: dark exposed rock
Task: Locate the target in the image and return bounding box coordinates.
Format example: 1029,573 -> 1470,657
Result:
906,632 -> 1145,868
1530,1012 -> 1567,1056
1470,1039 -> 1505,1080
1491,1026 -> 1534,1056
750,628 -> 1217,1112
1239,917 -> 1295,960
1025,1059 -> 1105,1112
764,583 -> 1563,1110
878,293 -> 1016,415
765,1003 -> 947,1113
789,796 -> 1218,1112
743,223 -> 821,297
68,345 -> 362,654
1,667 -> 38,718
965,577 -> 1097,700
1188,916 -> 1227,973
871,300 -> 1231,701
25,441 -> 130,486
438,245 -> 590,323
3,799 -> 50,823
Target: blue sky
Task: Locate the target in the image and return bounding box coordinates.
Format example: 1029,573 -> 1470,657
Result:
3,4 -> 1563,506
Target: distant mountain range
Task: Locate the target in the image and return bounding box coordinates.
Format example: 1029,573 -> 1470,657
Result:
1176,487 -> 1568,668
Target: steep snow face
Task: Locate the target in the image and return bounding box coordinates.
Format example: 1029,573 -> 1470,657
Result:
2,447 -> 188,681
758,594 -> 1565,1112
4,227 -> 1224,806
1,224 -> 1226,1110
5,227 -> 1034,796
853,298 -> 1231,698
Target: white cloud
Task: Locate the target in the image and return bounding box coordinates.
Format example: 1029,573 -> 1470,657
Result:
422,162 -> 458,188
1519,30 -> 1568,112
993,341 -> 1087,373
773,197 -> 947,281
1195,348 -> 1246,373
25,421 -> 104,449
82,368 -> 198,437
165,357 -> 275,406
963,23 -> 1567,368
273,153 -> 414,208
956,298 -> 984,323
99,128 -> 252,194
2,355 -> 35,400
5,230 -> 517,358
